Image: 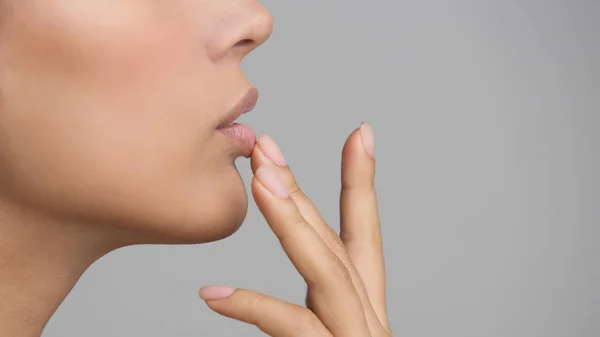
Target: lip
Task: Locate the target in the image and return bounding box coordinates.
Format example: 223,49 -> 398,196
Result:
217,123 -> 256,157
216,87 -> 259,157
217,87 -> 259,129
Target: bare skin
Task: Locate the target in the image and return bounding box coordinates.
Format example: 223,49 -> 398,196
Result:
0,1 -> 391,336
0,1 -> 271,335
200,126 -> 392,336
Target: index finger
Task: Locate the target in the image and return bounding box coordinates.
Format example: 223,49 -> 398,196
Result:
252,164 -> 371,337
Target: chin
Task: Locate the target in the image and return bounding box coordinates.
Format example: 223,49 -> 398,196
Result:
137,166 -> 251,246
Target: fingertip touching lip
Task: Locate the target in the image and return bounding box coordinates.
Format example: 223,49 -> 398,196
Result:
217,87 -> 259,129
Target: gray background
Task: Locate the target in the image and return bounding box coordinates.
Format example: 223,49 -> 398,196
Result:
42,1 -> 599,336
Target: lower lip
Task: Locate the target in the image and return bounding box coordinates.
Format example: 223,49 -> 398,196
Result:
217,123 -> 256,157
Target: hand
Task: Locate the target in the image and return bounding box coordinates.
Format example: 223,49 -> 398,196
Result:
199,123 -> 391,336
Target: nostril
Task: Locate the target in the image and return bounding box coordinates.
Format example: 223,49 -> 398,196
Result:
234,39 -> 254,49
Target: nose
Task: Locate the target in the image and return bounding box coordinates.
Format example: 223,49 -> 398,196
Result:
207,1 -> 274,62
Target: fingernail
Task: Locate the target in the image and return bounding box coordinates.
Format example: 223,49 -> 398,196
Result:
258,134 -> 287,167
199,286 -> 236,300
255,165 -> 289,198
360,122 -> 375,159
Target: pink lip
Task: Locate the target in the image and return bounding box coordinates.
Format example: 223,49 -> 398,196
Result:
216,88 -> 259,157
217,123 -> 256,157
217,87 -> 259,129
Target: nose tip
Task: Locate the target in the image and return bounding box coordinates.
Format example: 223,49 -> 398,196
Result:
209,2 -> 274,61
243,5 -> 274,51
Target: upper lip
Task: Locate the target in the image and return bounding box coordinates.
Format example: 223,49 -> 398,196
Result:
217,87 -> 259,128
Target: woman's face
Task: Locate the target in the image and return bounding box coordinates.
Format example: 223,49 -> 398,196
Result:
0,1 -> 273,243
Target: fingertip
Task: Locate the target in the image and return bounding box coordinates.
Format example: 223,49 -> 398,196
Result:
250,145 -> 263,173
257,134 -> 287,167
199,286 -> 236,301
342,125 -> 359,154
255,165 -> 290,199
341,124 -> 376,188
342,123 -> 376,166
360,122 -> 375,160
342,124 -> 373,160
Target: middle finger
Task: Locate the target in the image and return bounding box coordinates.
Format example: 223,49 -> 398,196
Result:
251,163 -> 371,337
251,134 -> 389,336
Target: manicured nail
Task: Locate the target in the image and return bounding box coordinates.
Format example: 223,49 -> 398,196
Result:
258,134 -> 287,167
199,286 -> 236,300
255,165 -> 289,198
360,122 -> 375,159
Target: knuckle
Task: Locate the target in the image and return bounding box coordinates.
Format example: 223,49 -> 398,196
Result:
341,181 -> 375,195
277,216 -> 310,243
239,291 -> 267,325
331,258 -> 353,286
296,309 -> 321,333
323,227 -> 347,256
369,224 -> 383,246
342,223 -> 382,248
288,180 -> 302,196
281,169 -> 302,194
364,223 -> 383,246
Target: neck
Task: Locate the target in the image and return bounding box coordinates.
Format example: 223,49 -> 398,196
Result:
0,202 -> 117,337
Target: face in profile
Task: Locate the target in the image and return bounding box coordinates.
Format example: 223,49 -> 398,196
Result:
0,1 -> 273,244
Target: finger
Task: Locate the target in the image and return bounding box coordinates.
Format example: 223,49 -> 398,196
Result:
340,122 -> 389,329
251,164 -> 371,337
252,134 -> 390,336
200,286 -> 331,337
250,136 -> 335,245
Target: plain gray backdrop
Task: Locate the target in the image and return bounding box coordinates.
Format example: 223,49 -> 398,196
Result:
42,0 -> 598,336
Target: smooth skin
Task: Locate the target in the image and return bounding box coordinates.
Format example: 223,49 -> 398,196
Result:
200,124 -> 392,336
0,1 -> 391,336
0,1 -> 273,335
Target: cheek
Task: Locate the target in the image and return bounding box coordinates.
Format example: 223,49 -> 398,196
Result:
3,1 -> 218,161
0,4 -> 226,215
7,0 -> 201,96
